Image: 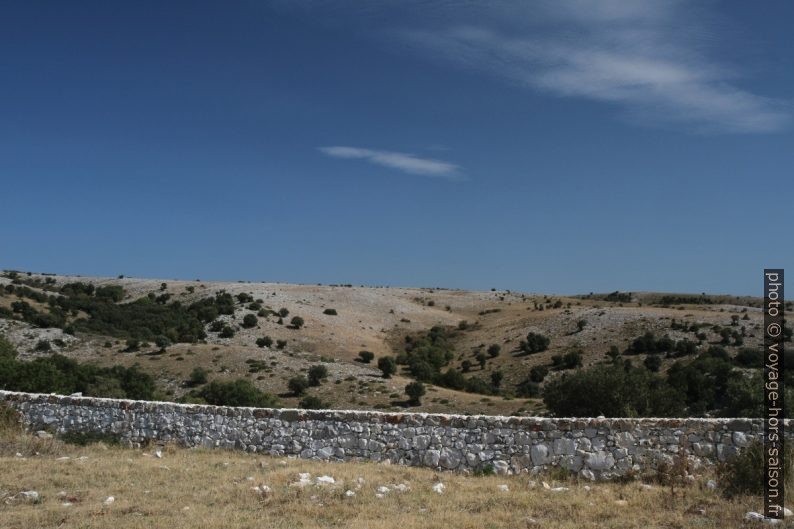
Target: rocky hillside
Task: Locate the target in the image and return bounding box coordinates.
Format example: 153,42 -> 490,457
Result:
0,270 -> 785,417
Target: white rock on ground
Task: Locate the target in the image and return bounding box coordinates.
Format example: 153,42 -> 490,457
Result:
315,476 -> 335,485
376,486 -> 390,494
498,484 -> 509,492
20,491 -> 39,501
706,479 -> 717,490
432,482 -> 445,494
344,490 -> 356,497
102,496 -> 114,506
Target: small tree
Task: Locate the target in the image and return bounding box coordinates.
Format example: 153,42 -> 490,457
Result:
154,336 -> 170,352
288,376 -> 309,396
576,319 -> 587,332
276,339 -> 287,350
475,352 -> 487,369
323,308 -> 338,315
299,395 -> 327,409
307,364 -> 329,386
521,332 -> 550,354
487,344 -> 501,358
256,336 -> 273,348
242,314 -> 258,328
461,360 -> 473,373
278,308 -> 289,317
378,356 -> 397,378
491,370 -> 503,389
219,326 -> 235,338
187,367 -> 208,387
405,381 -> 426,406
357,351 -> 374,363
290,316 -> 304,329
529,365 -> 548,382
644,355 -> 662,372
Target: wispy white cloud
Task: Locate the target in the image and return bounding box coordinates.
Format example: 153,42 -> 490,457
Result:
273,0 -> 790,133
319,146 -> 461,179
392,1 -> 789,133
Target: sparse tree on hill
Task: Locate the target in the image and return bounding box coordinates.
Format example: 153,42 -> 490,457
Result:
378,356 -> 397,378
288,376 -> 309,396
405,381 -> 425,406
307,365 -> 328,386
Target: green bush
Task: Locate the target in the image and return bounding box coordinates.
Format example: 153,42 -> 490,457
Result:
735,347 -> 763,367
487,344 -> 501,358
307,365 -> 329,386
256,336 -> 274,348
0,350 -> 155,401
718,440 -> 793,497
405,381 -> 426,405
60,431 -> 121,446
219,326 -> 235,338
299,395 -> 328,409
357,351 -> 374,363
289,316 -> 304,329
475,352 -> 487,369
186,367 -> 208,387
288,376 -> 309,396
192,379 -> 278,408
241,314 -> 258,328
378,356 -> 397,378
323,308 -> 337,315
515,379 -> 540,398
529,365 -> 548,382
543,364 -> 684,417
490,370 -> 503,389
278,308 -> 289,317
643,355 -> 662,372
552,350 -> 582,370
276,339 -> 287,350
236,293 -> 253,303
519,332 -> 550,354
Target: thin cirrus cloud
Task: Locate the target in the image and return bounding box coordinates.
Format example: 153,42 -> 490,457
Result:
272,0 -> 790,134
391,1 -> 790,134
318,146 -> 462,179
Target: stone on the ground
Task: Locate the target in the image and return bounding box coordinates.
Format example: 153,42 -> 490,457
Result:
432,482 -> 445,494
20,491 -> 39,501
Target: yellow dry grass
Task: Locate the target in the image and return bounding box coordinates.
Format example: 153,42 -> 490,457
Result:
0,422 -> 769,529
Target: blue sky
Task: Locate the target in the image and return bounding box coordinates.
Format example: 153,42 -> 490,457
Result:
1,0 -> 791,295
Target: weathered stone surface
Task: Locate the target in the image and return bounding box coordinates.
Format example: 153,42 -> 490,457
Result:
0,389 -> 783,481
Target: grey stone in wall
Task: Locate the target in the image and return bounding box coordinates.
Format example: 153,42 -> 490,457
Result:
1,390 -> 788,480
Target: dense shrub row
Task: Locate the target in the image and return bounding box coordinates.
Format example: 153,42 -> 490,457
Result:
0,335 -> 155,400
543,346 -> 791,418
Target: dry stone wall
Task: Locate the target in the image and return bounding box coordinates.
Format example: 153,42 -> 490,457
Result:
1,390 -> 785,480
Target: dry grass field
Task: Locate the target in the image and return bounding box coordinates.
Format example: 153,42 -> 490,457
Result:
0,419 -> 777,529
